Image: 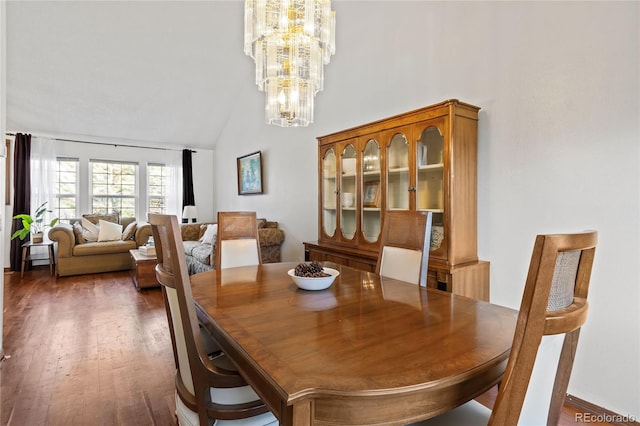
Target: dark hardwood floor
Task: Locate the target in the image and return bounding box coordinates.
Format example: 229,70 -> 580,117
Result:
1,267 -> 615,425
1,268 -> 175,425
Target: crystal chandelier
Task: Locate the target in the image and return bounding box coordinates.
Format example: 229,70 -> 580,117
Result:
244,0 -> 336,127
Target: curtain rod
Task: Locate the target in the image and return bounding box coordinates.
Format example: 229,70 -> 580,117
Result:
5,132 -> 196,153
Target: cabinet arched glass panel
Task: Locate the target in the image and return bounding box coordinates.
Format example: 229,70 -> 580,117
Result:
362,139 -> 381,243
416,126 -> 445,252
340,144 -> 357,240
322,148 -> 337,237
387,133 -> 409,210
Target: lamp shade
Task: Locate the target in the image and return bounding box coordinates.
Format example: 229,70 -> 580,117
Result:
182,205 -> 198,220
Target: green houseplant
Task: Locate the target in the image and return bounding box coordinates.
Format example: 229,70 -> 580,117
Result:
11,201 -> 59,243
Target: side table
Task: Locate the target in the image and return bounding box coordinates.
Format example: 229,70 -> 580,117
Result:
129,249 -> 159,290
21,241 -> 55,278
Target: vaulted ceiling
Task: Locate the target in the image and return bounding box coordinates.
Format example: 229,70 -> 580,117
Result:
7,1 -> 261,149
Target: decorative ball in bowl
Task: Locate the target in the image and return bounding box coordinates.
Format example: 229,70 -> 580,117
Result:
288,261 -> 340,291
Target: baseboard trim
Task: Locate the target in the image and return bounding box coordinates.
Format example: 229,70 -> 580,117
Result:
566,394 -> 639,425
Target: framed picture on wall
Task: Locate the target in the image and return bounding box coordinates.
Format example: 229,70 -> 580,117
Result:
363,181 -> 380,207
237,151 -> 263,195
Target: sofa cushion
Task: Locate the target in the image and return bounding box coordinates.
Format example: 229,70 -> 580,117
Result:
184,241 -> 212,265
83,212 -> 119,225
72,221 -> 86,245
200,224 -> 218,244
120,217 -> 135,228
98,220 -> 123,242
122,221 -> 137,240
81,218 -> 100,242
181,224 -> 203,241
73,240 -> 136,256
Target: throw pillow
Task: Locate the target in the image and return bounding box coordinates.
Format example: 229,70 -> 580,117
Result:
121,221 -> 137,240
82,213 -> 119,225
98,219 -> 123,242
181,224 -> 201,242
257,218 -> 267,229
200,224 -> 218,245
72,221 -> 86,244
81,217 -> 100,242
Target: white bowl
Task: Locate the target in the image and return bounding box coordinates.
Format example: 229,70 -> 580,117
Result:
288,267 -> 340,291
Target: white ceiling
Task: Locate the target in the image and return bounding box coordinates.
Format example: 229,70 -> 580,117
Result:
7,1 -> 261,149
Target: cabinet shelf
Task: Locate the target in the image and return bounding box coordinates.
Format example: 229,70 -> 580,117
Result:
389,167 -> 409,174
363,170 -> 381,176
418,163 -> 444,171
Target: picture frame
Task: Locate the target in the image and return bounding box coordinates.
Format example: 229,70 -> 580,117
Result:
363,181 -> 380,207
237,151 -> 263,195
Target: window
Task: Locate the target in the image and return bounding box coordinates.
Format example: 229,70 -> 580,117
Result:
91,160 -> 137,217
55,158 -> 79,220
148,163 -> 167,214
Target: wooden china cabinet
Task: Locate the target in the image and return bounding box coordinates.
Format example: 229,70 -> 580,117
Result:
304,99 -> 490,301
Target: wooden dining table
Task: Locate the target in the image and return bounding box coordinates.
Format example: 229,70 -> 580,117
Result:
191,262 -> 517,426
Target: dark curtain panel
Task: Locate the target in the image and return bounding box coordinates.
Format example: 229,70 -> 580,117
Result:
10,133 -> 31,272
182,149 -> 195,223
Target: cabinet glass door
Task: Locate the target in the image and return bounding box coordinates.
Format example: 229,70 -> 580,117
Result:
322,148 -> 337,238
387,132 -> 409,210
362,138 -> 381,243
340,144 -> 357,240
416,125 -> 445,253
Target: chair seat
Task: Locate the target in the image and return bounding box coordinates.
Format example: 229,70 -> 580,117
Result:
209,380 -> 264,406
176,392 -> 278,426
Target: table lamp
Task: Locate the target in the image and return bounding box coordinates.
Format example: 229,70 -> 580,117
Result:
182,205 -> 198,223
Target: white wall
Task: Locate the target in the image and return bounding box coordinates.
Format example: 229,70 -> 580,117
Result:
215,1 -> 640,418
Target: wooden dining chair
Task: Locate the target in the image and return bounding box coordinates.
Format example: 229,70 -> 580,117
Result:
413,231 -> 597,426
215,211 -> 261,270
149,213 -> 277,426
376,210 -> 433,286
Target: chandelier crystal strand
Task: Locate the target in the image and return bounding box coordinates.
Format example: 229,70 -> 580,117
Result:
245,0 -> 335,127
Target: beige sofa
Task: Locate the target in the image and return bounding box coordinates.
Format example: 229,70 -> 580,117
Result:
49,216 -> 153,277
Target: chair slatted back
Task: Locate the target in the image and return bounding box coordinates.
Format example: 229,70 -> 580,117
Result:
490,231 -> 597,425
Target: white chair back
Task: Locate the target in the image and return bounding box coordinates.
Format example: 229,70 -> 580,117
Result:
379,246 -> 424,285
220,239 -> 260,269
